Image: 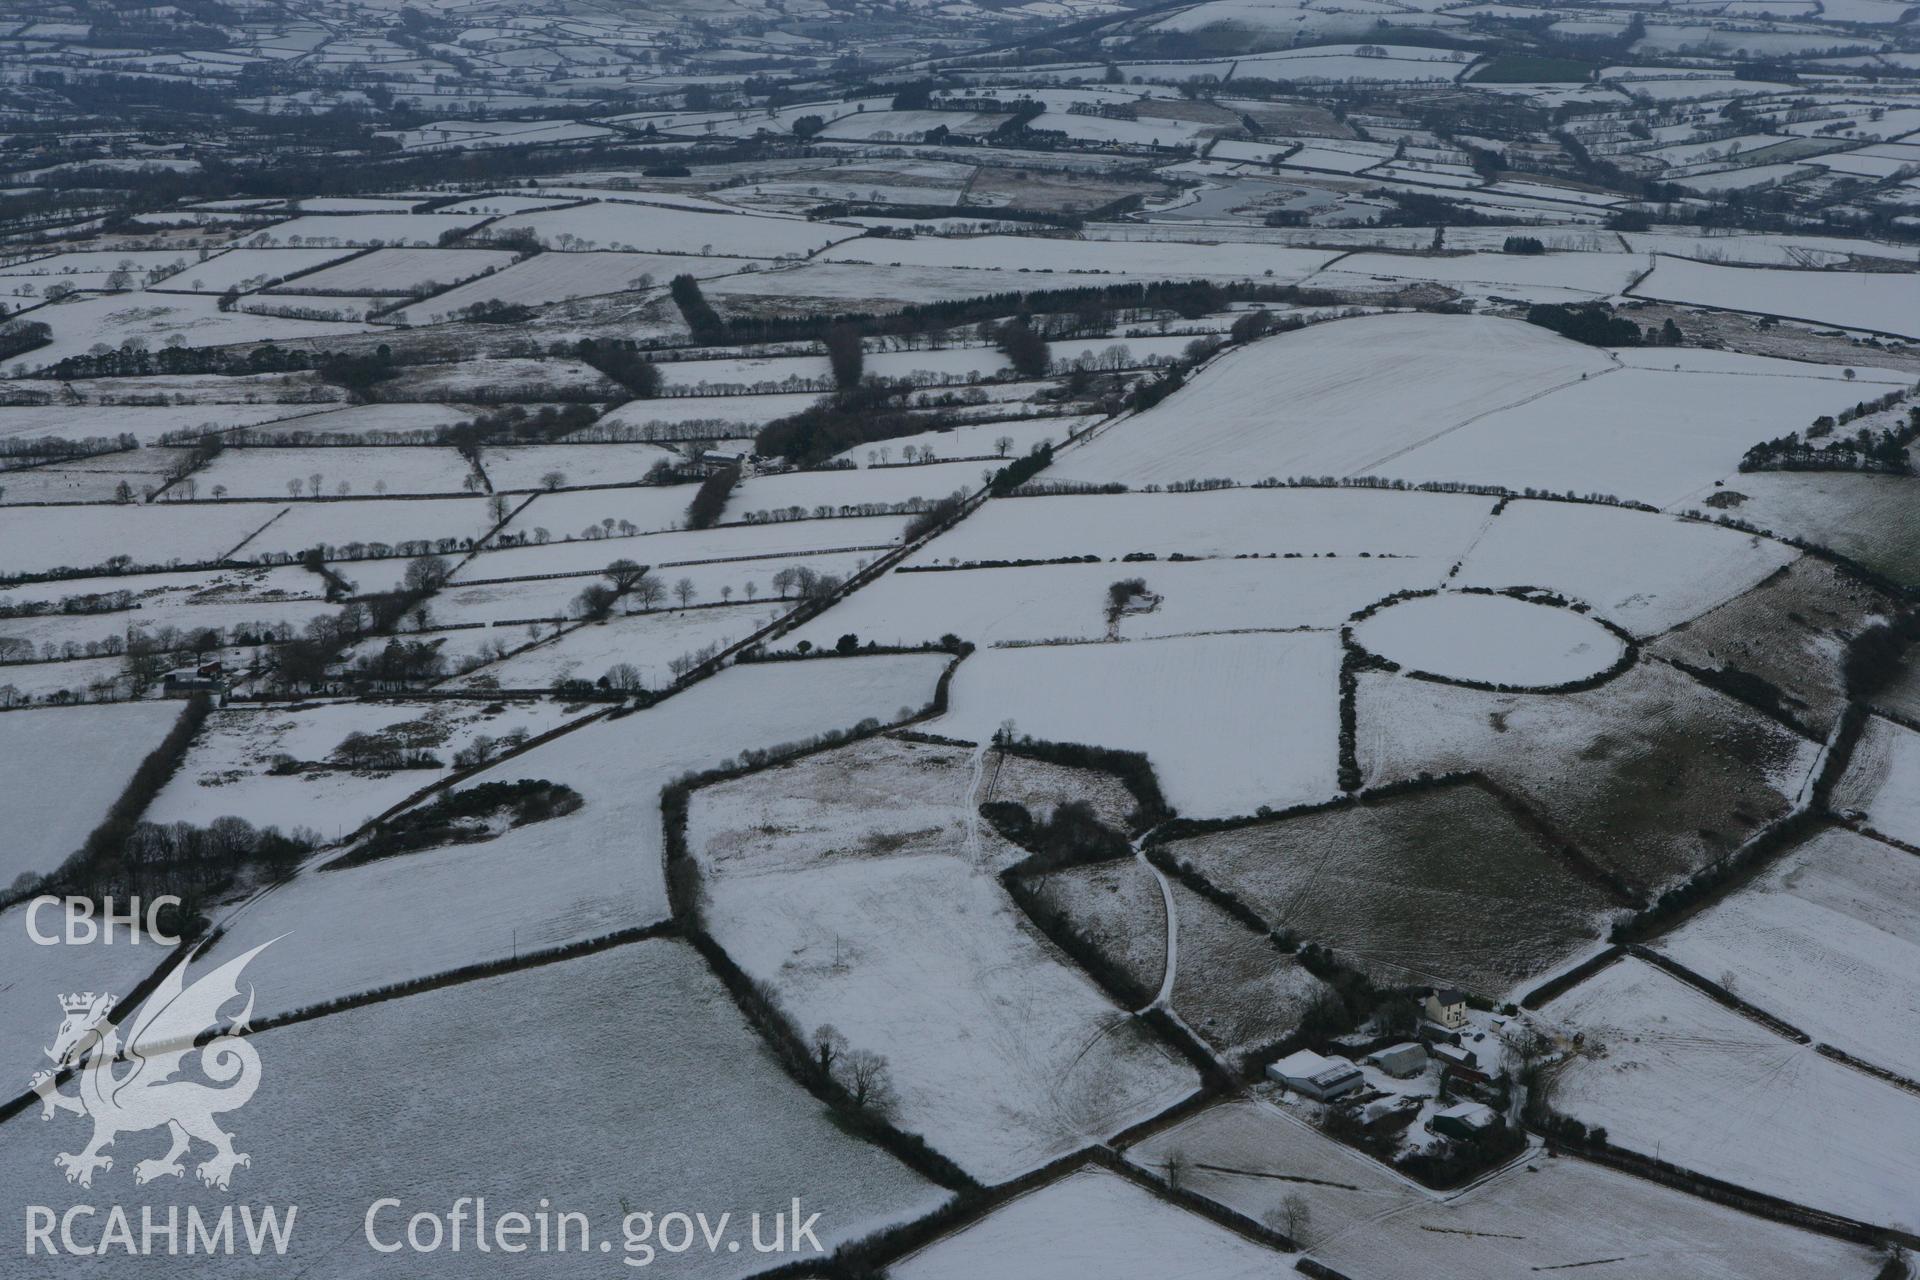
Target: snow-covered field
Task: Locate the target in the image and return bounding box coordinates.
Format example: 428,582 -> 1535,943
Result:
195,446 -> 478,498
479,442 -> 682,490
440,552 -> 871,631
274,246 -> 517,295
240,496 -> 496,561
0,563 -> 319,613
0,702 -> 183,885
936,632 -> 1342,817
731,459 -> 985,518
18,292 -> 371,372
242,402 -> 474,441
1832,715 -> 1920,845
8,27 -> 1920,1258
181,655 -> 950,1019
0,502 -> 278,575
1382,356 -> 1906,508
1698,471 -> 1920,587
1545,956 -> 1920,1234
0,401 -> 325,446
893,1167 -> 1285,1279
1356,661 -> 1820,890
504,484 -> 702,540
236,212 -> 488,247
0,448 -> 184,504
485,201 -> 859,257
597,390 -> 826,435
831,415 -> 1092,467
411,249 -> 746,317
1306,249 -> 1642,304
787,555 -> 1438,651
1354,591 -> 1624,687
1625,230 -> 1920,268
704,260 -> 1157,311
1453,501 -> 1801,637
1049,314 -> 1612,487
146,699 -> 590,837
909,488 -> 1496,564
1168,780 -> 1620,996
1636,254 -> 1920,338
1129,1100 -> 1882,1279
0,903 -> 171,1104
1656,826 -> 1920,1076
152,246 -> 362,293
451,515 -> 908,581
0,939 -> 952,1279
448,606 -> 756,690
818,233 -> 1341,282
689,736 -> 1197,1181
2,592 -> 330,659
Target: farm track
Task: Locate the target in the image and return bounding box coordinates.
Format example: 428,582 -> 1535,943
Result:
1136,830 -> 1179,1011
1445,499 -> 1509,583
1349,361 -> 1624,479
963,739 -> 989,868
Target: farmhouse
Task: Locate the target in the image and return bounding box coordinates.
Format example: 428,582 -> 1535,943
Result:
1424,987 -> 1469,1030
1430,1101 -> 1498,1141
1266,1049 -> 1364,1101
162,662 -> 228,698
1364,1042 -> 1429,1079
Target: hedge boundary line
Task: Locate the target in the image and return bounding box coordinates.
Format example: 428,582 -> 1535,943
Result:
1625,944 -> 1811,1044
1520,946 -> 1626,1011
0,933 -> 193,1122
7,692 -> 212,913
1541,1133 -> 1911,1249
244,921 -> 677,1038
1611,700 -> 1869,947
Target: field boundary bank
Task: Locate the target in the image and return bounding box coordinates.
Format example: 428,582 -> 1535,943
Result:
1625,944 -> 1812,1043
1624,252 -> 1920,345
1539,1135 -> 1913,1249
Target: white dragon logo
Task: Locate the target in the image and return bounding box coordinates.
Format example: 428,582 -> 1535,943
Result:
30,939 -> 274,1191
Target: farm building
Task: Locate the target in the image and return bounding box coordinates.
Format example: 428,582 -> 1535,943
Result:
1431,1041 -> 1491,1084
162,663 -> 229,698
1266,1049 -> 1364,1101
1424,987 -> 1469,1030
1364,1042 -> 1429,1079
1430,1101 -> 1498,1141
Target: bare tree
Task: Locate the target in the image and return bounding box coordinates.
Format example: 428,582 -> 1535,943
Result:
995,435 -> 1014,457
840,1048 -> 896,1116
630,572 -> 666,611
1275,1194 -> 1312,1247
603,558 -> 647,594
574,582 -> 618,620
541,470 -> 567,491
603,662 -> 645,693
673,577 -> 695,608
403,554 -> 451,594
811,1024 -> 847,1077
